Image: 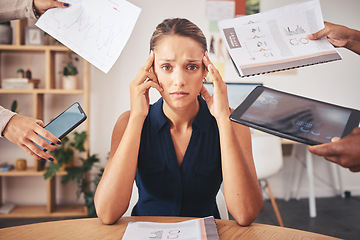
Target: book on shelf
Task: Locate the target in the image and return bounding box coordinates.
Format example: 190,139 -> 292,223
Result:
1,164 -> 14,171
0,162 -> 8,168
1,78 -> 40,89
218,0 -> 341,77
122,216 -> 219,240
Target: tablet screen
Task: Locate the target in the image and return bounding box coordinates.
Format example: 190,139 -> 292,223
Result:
241,88 -> 351,143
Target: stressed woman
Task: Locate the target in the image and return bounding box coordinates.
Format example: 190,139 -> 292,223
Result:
94,18 -> 262,226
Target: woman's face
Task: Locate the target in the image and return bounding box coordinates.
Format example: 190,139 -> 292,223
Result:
153,35 -> 206,109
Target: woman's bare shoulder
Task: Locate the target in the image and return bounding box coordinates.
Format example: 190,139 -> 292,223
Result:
109,111 -> 131,158
113,111 -> 131,134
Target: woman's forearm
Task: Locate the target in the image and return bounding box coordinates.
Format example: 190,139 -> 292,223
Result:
94,116 -> 144,224
217,118 -> 262,226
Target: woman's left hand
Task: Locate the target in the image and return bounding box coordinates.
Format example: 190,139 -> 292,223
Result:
201,52 -> 230,121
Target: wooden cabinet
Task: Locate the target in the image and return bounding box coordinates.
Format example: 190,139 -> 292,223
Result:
0,20 -> 89,218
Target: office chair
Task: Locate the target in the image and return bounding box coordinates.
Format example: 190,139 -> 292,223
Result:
252,131 -> 284,227
216,183 -> 229,220
123,181 -> 139,217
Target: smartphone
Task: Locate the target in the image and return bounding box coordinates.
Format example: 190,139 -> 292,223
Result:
38,102 -> 87,151
230,86 -> 360,145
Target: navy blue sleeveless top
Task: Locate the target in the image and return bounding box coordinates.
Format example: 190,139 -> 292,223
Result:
131,97 -> 222,218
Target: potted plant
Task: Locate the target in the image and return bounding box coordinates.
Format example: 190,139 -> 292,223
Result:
44,131 -> 87,178
61,153 -> 104,217
62,52 -> 79,90
16,68 -> 24,78
0,21 -> 12,44
44,131 -> 104,217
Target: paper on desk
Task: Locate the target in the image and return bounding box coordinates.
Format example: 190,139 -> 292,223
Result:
122,216 -> 219,240
36,0 -> 141,73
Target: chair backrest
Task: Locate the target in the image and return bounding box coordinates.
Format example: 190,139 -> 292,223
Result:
216,183 -> 229,220
123,181 -> 139,217
251,131 -> 283,180
123,181 -> 229,220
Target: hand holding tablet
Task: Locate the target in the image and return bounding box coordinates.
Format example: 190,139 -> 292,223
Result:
230,86 -> 360,145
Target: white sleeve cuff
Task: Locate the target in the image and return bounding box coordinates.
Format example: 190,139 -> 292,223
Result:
0,106 -> 17,138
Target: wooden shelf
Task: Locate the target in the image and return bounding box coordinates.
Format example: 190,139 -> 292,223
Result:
0,205 -> 87,218
0,44 -> 69,52
0,19 -> 90,218
0,167 -> 66,177
0,89 -> 85,94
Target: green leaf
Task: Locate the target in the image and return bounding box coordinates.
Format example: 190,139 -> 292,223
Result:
63,52 -> 78,76
43,162 -> 61,180
72,131 -> 87,152
52,147 -> 73,164
10,100 -> 18,113
61,166 -> 82,184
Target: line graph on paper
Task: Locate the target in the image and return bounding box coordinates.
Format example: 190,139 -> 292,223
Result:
36,0 -> 141,73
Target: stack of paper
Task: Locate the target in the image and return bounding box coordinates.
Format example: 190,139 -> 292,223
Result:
1,78 -> 36,89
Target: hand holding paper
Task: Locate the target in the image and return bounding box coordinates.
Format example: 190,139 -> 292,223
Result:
36,0 -> 141,73
218,0 -> 341,77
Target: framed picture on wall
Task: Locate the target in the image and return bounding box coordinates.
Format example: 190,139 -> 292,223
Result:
25,27 -> 44,45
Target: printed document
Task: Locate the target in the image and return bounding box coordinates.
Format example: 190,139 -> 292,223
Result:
122,216 -> 219,240
36,0 -> 141,73
218,0 -> 341,77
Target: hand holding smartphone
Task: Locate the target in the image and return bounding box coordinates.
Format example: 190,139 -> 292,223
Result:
37,102 -> 87,152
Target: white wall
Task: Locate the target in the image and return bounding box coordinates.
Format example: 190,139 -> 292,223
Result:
89,0 -> 360,199
90,0 -> 360,199
1,0 -> 359,205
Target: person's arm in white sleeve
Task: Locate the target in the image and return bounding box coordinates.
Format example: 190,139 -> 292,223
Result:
0,0 -> 69,22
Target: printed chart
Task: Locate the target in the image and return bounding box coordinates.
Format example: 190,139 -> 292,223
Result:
218,0 -> 341,77
36,0 -> 141,73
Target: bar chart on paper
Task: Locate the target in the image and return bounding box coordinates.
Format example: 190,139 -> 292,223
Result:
36,0 -> 141,73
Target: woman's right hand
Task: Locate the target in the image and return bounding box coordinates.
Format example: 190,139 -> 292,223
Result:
129,51 -> 163,120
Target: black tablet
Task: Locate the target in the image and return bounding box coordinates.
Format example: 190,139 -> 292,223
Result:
230,86 -> 360,145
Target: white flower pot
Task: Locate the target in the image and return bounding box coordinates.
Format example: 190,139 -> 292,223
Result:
63,75 -> 77,90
